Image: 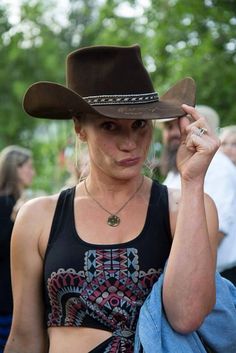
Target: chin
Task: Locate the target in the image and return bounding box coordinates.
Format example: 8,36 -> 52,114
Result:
114,169 -> 142,181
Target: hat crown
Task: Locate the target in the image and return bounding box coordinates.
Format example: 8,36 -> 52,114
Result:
23,43 -> 196,121
66,45 -> 155,97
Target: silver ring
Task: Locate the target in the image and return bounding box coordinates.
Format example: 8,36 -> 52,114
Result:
196,127 -> 208,137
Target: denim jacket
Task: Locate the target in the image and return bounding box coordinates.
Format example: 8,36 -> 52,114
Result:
134,272 -> 236,353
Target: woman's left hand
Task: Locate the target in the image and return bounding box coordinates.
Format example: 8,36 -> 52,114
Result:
176,104 -> 220,183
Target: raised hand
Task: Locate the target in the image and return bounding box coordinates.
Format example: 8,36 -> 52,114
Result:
176,104 -> 220,183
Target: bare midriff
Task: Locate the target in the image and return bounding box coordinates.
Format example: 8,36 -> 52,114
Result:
48,327 -> 112,353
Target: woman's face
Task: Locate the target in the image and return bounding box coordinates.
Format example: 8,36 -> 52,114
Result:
77,116 -> 153,180
221,133 -> 236,165
17,158 -> 35,187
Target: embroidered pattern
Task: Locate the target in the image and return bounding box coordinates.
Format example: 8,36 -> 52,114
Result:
84,92 -> 159,106
47,248 -> 162,352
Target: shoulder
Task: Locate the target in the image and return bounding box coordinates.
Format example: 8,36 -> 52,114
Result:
10,192 -> 64,261
18,193 -> 60,219
167,187 -> 181,213
167,187 -> 216,213
13,193 -> 60,243
167,188 -> 217,237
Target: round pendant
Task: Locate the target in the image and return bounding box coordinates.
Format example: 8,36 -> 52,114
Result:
107,214 -> 120,227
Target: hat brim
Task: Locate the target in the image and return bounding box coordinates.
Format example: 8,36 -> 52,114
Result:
23,77 -> 196,120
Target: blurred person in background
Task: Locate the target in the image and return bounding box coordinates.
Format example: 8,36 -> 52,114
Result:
220,125 -> 236,166
158,105 -> 236,285
0,145 -> 35,352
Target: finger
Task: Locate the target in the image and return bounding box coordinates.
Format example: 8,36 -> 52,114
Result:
178,114 -> 193,142
181,104 -> 202,123
182,104 -> 212,136
178,115 -> 191,142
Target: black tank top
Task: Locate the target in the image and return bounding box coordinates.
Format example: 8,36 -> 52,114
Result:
43,180 -> 172,352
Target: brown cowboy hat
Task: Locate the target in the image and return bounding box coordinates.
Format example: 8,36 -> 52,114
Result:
23,44 -> 196,120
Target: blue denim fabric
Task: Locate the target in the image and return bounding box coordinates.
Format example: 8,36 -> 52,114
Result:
134,272 -> 236,353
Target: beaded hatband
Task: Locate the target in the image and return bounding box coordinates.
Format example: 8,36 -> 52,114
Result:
84,92 -> 159,106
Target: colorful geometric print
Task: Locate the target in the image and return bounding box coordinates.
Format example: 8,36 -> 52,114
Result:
47,248 -> 162,352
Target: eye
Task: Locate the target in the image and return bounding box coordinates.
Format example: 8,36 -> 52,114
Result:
132,120 -> 147,129
100,121 -> 118,131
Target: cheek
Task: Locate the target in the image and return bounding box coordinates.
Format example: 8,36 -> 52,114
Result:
98,141 -> 117,159
89,139 -> 116,166
140,129 -> 152,147
91,131 -> 117,154
19,166 -> 34,185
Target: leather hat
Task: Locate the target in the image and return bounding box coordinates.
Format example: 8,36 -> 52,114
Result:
23,44 -> 196,120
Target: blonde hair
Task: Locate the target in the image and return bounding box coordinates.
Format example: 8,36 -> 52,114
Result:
75,138 -> 90,183
0,145 -> 32,199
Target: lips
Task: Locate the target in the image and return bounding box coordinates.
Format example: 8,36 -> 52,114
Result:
117,157 -> 141,167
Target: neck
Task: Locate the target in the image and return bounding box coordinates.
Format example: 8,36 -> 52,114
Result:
83,174 -> 145,227
85,173 -> 144,197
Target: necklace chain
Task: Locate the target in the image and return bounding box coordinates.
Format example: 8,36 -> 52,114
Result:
84,176 -> 144,227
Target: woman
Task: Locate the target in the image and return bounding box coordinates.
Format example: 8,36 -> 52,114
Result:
0,145 -> 35,352
4,45 -> 220,353
220,125 -> 236,166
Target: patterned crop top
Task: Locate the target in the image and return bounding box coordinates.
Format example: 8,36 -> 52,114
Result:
43,180 -> 172,352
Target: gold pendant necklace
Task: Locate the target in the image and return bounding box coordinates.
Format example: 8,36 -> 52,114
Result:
84,176 -> 144,227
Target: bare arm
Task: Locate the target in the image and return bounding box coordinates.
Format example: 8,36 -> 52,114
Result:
163,105 -> 220,334
4,196 -> 56,353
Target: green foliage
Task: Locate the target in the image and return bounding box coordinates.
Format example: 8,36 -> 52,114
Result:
0,0 -> 236,193
28,121 -> 73,194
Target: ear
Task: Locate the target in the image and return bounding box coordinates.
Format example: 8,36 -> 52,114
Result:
73,119 -> 87,141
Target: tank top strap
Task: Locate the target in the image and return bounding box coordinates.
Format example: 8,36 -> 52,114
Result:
147,180 -> 172,242
47,186 -> 76,247
151,180 -> 169,211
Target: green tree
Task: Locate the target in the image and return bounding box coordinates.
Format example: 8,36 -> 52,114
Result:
142,0 -> 236,125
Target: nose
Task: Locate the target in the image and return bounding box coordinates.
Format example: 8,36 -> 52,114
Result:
119,132 -> 137,151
